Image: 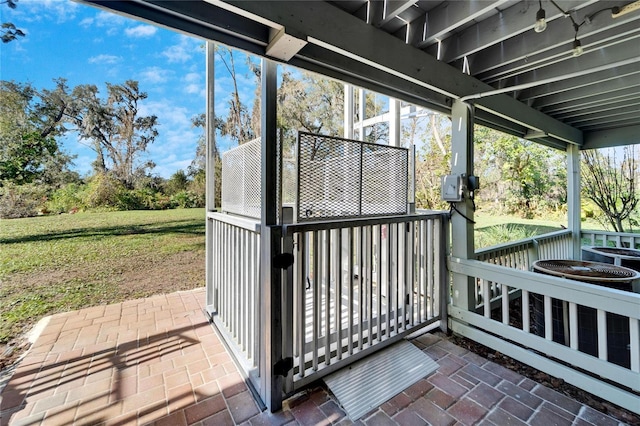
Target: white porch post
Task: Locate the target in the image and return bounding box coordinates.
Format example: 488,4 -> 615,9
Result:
450,100 -> 476,311
344,84 -> 354,139
389,98 -> 401,147
567,144 -> 581,258
205,41 -> 216,312
358,88 -> 365,141
259,58 -> 284,412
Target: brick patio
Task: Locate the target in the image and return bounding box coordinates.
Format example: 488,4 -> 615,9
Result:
0,288 -> 628,425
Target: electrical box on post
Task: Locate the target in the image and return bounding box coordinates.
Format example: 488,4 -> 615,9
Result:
441,174 -> 463,202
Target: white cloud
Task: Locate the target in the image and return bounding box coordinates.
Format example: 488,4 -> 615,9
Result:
161,35 -> 202,63
139,67 -> 172,84
125,25 -> 157,38
7,0 -> 79,24
185,84 -> 201,95
79,17 -> 94,28
182,72 -> 204,96
184,72 -> 200,83
94,11 -> 127,28
80,11 -> 127,36
88,54 -> 122,65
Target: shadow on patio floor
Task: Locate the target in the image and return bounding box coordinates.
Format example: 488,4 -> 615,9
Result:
0,288 -> 634,425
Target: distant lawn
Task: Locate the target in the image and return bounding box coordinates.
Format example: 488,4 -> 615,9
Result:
474,212 -> 565,249
0,209 -> 206,349
473,211 -> 609,249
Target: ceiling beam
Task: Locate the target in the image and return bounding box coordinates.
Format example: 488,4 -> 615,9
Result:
373,0 -> 418,28
562,101 -> 640,124
416,0 -> 511,48
545,89 -> 640,117
583,125 -> 640,149
223,0 -> 582,145
425,0 -> 545,60
519,62 -> 640,103
545,91 -> 640,121
570,107 -> 640,127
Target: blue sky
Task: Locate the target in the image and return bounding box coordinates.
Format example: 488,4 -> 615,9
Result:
1,0 -> 258,178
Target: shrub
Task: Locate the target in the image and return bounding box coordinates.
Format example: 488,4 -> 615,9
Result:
115,188 -> 173,210
0,182 -> 48,219
114,188 -> 148,210
475,223 -> 538,249
83,173 -> 125,209
46,183 -> 86,214
171,190 -> 204,208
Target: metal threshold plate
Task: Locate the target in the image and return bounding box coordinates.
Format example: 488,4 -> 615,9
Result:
324,340 -> 438,421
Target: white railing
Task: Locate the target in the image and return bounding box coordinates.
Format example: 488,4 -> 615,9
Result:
581,229 -> 640,249
474,229 -> 573,310
208,212 -> 261,376
282,212 -> 449,390
449,257 -> 640,415
475,229 -> 573,268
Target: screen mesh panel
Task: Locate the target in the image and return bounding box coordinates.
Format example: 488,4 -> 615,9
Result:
297,132 -> 408,222
221,138 -> 261,218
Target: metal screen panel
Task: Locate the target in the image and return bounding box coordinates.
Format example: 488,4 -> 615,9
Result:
222,138 -> 261,218
282,157 -> 297,205
297,132 -> 408,222
361,144 -> 408,216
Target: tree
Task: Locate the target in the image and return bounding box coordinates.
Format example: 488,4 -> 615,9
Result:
0,80 -> 76,186
582,145 -> 638,232
1,0 -> 25,43
411,113 -> 451,210
277,68 -> 347,161
474,127 -> 566,217
164,169 -> 189,195
70,80 -> 158,188
189,114 -> 221,207
216,46 -> 257,144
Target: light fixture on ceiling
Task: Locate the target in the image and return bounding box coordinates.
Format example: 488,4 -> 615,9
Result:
534,0 -> 547,32
572,37 -> 583,57
536,1 -> 637,57
612,0 -> 640,18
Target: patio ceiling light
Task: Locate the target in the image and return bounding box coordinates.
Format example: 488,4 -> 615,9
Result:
534,1 -> 640,57
572,37 -> 583,57
534,1 -> 547,33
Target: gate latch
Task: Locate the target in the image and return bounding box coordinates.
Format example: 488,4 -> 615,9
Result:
273,253 -> 294,269
274,357 -> 293,376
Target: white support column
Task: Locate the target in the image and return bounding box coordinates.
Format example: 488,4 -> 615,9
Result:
259,58 -> 284,412
567,144 -> 581,259
358,88 -> 365,141
205,41 -> 216,312
389,98 -> 401,147
344,84 -> 354,139
450,100 -> 476,311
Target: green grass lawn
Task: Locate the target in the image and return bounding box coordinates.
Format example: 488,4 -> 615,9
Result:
0,209 -> 206,347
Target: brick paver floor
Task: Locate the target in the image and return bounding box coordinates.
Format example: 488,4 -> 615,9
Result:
0,289 -> 631,425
